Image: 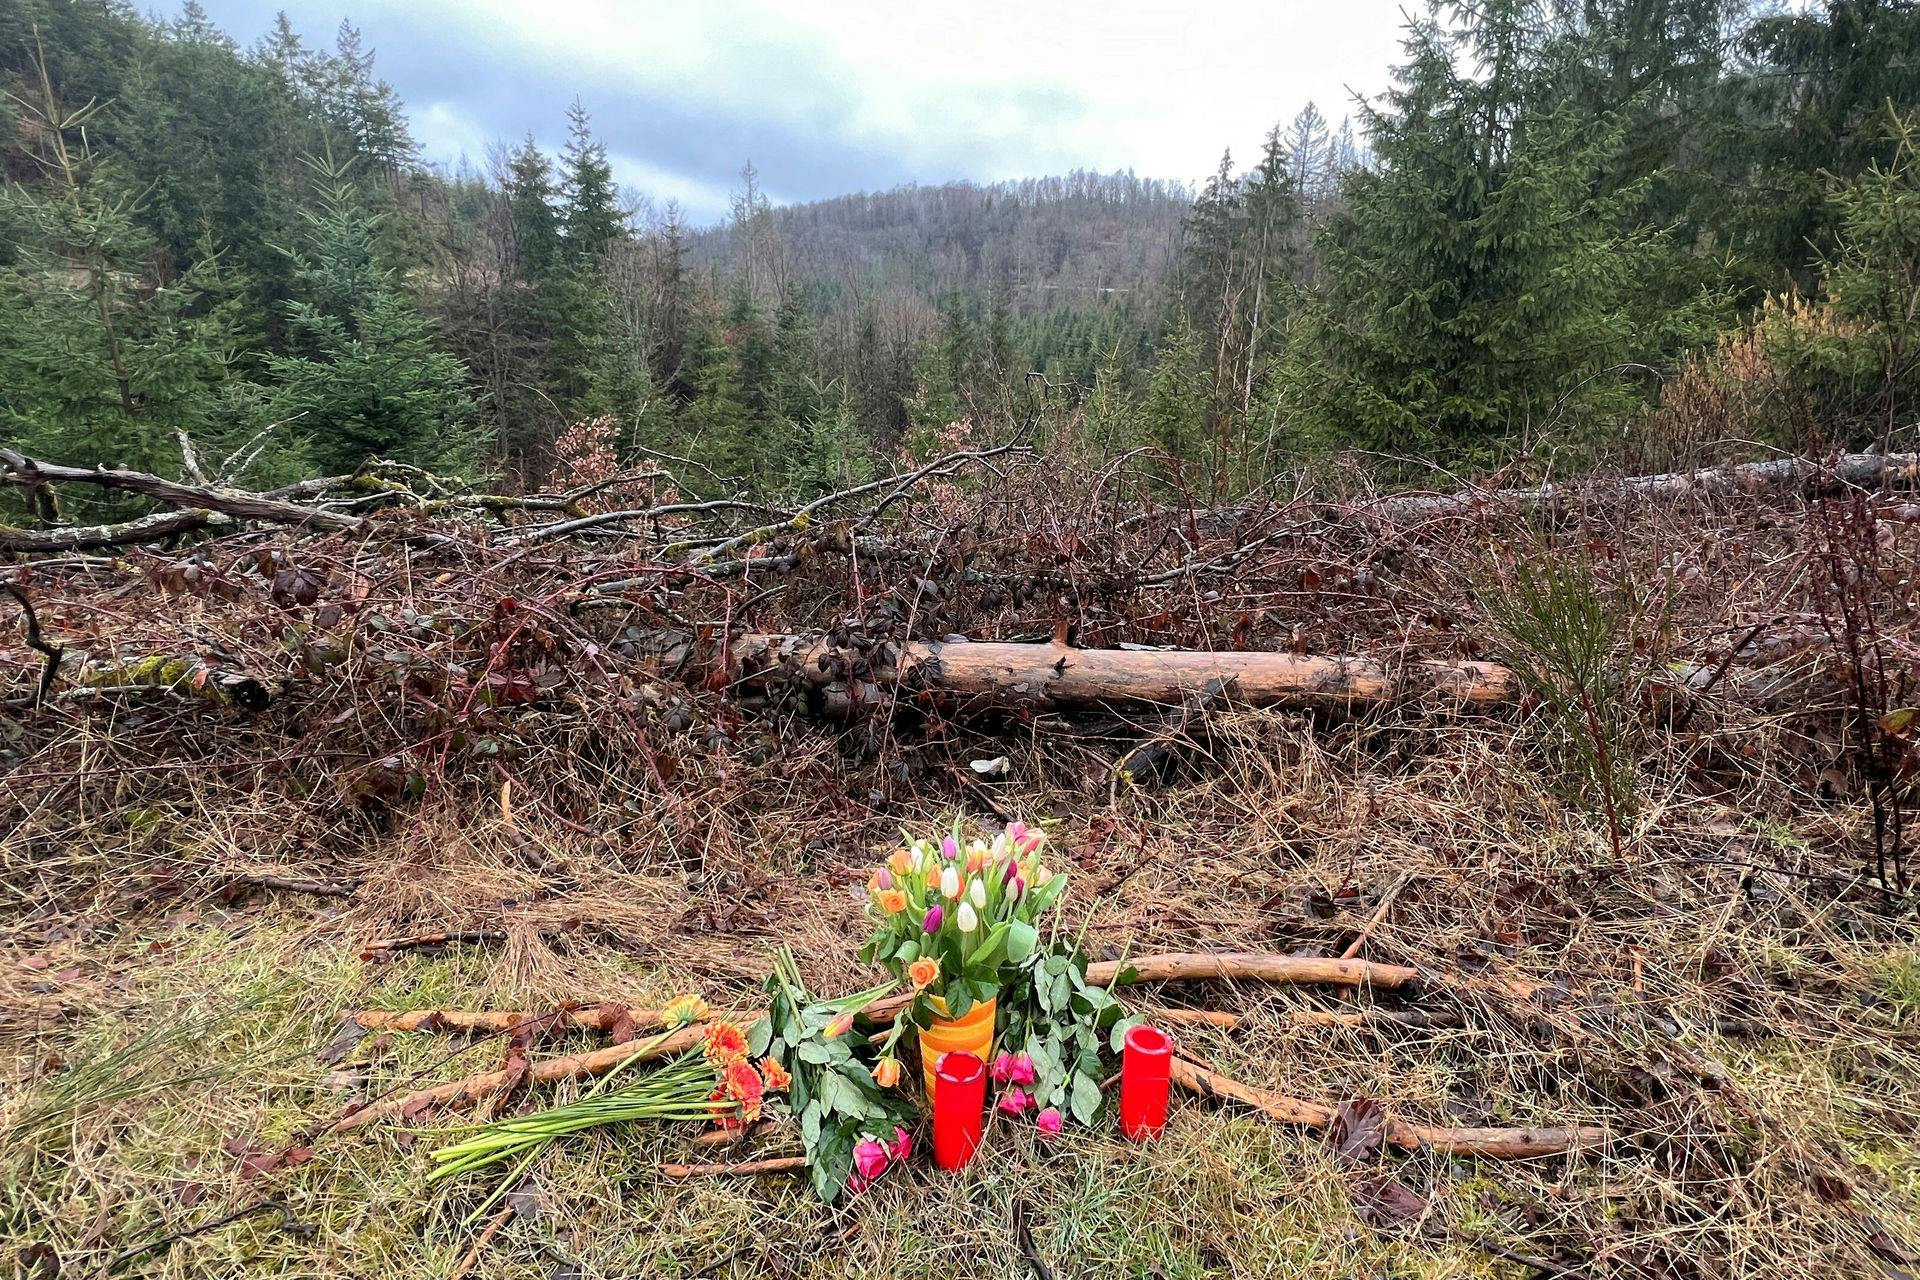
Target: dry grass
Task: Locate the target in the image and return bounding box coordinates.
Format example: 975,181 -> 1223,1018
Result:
5,455 -> 1920,1277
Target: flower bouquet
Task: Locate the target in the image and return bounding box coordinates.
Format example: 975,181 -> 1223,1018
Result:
751,947 -> 917,1202
858,820 -> 1065,1094
425,997 -> 778,1221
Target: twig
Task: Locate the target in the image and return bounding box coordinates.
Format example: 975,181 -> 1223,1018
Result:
656,1155 -> 807,1178
1340,871 -> 1415,960
105,1198 -> 306,1274
448,1202 -> 516,1280
2,583 -> 64,707
1169,1057 -> 1605,1158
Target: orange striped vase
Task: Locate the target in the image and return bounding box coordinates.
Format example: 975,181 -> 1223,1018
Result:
918,994 -> 997,1098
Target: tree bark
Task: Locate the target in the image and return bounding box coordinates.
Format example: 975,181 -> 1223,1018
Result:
733,634 -> 1520,716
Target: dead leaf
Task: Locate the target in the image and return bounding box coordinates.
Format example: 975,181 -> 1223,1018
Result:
1352,1175 -> 1428,1226
19,1242 -> 59,1279
1870,1225 -> 1920,1266
504,1180 -> 541,1220
601,1002 -> 638,1045
1810,1172 -> 1853,1204
1330,1098 -> 1386,1165
316,1018 -> 366,1066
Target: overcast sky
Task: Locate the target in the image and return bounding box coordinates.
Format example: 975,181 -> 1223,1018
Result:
194,1 -> 1411,224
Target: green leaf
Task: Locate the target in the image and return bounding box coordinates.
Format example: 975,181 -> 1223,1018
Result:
896,939 -> 920,964
1070,1072 -> 1102,1126
820,1070 -> 860,1117
801,1100 -> 822,1148
797,1040 -> 835,1065
747,1019 -> 773,1058
1006,919 -> 1038,963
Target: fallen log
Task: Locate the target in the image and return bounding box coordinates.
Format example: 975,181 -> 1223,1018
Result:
1,447 -> 363,533
1169,1057 -> 1604,1158
1362,451 -> 1920,523
733,633 -> 1521,715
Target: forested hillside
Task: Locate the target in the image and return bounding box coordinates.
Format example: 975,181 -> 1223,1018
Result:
3,0 -> 1919,506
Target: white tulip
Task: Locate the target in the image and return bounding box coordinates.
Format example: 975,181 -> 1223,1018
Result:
940,866 -> 960,899
968,877 -> 987,909
957,901 -> 979,932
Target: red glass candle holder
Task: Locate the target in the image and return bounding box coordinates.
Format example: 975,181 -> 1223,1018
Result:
1119,1024 -> 1173,1141
932,1050 -> 987,1170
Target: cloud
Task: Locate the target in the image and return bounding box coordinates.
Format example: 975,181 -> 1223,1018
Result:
196,0 -> 1409,223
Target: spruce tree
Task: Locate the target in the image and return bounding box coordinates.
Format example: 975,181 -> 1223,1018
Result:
1274,1 -> 1721,455
265,153 -> 479,472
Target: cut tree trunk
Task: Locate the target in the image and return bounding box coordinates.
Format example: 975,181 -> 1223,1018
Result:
732,634 -> 1520,716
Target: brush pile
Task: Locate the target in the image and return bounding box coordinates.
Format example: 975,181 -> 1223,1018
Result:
5,439 -> 1920,1277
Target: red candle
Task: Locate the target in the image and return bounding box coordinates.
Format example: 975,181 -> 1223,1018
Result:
932,1050 -> 987,1170
1119,1024 -> 1173,1140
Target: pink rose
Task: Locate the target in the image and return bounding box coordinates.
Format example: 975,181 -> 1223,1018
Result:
990,1052 -> 1016,1085
852,1135 -> 891,1184
1036,1107 -> 1063,1137
1009,1052 -> 1037,1086
997,1087 -> 1033,1116
889,1125 -> 912,1162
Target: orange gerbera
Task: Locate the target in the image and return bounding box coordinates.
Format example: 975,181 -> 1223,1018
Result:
722,1059 -> 765,1121
908,956 -> 940,990
757,1055 -> 791,1092
702,1019 -> 750,1067
876,889 -> 909,914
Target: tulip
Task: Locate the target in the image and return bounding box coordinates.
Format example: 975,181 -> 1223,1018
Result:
939,866 -> 960,899
1006,820 -> 1028,844
1002,860 -> 1020,885
889,1125 -> 912,1161
968,877 -> 987,910
957,901 -> 979,932
965,849 -> 987,874
823,1013 -> 854,1039
922,904 -> 944,934
1017,831 -> 1045,855
1009,876 -> 1025,902
941,835 -> 959,860
875,867 -> 893,890
997,1087 -> 1033,1115
873,1057 -> 902,1088
1036,1107 -> 1063,1137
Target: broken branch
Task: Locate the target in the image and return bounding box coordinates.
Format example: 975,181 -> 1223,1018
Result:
1169,1057 -> 1604,1158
